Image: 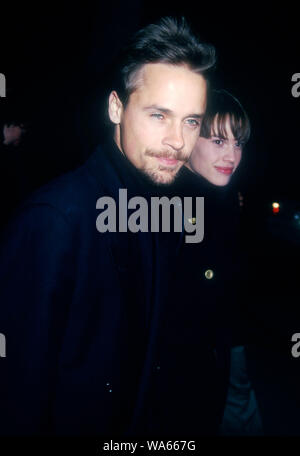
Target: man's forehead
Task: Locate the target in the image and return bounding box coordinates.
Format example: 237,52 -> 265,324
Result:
129,63 -> 207,114
136,62 -> 205,88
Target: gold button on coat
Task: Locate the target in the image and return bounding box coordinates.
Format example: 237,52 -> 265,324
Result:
204,269 -> 214,279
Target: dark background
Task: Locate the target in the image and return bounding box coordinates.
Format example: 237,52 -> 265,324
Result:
1,0 -> 300,434
1,1 -> 299,199
1,0 -> 299,339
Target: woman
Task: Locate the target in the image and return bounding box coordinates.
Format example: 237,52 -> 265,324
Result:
190,89 -> 265,435
167,89 -> 263,435
187,91 -> 247,187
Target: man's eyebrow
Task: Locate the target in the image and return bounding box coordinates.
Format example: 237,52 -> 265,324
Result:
143,105 -> 204,118
188,113 -> 204,119
143,105 -> 173,114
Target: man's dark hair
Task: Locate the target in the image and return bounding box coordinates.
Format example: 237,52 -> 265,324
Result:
112,16 -> 216,106
200,89 -> 251,144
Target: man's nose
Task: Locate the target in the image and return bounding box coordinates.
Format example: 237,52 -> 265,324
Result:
162,122 -> 185,151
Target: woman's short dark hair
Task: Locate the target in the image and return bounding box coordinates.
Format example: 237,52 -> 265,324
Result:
200,89 -> 251,144
112,16 -> 216,105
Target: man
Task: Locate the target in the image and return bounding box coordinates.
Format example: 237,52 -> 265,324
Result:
0,17 -> 216,436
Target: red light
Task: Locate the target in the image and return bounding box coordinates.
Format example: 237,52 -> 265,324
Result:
272,202 -> 280,214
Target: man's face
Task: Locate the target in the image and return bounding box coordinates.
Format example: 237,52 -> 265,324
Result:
188,118 -> 243,186
109,63 -> 207,184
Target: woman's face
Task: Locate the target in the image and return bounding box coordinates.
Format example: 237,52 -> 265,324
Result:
188,117 -> 243,186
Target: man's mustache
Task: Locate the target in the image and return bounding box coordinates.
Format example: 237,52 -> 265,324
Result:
145,149 -> 189,162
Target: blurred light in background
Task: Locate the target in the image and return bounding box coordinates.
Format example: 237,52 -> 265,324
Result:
293,212 -> 300,228
272,202 -> 280,214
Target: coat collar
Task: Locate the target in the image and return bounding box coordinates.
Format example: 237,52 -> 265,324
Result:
86,136 -> 172,202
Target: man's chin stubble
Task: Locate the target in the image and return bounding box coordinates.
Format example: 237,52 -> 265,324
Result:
143,166 -> 180,185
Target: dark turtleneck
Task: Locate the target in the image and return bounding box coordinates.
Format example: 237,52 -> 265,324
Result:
94,136 -> 176,201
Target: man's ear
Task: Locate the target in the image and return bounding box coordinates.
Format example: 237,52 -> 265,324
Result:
108,91 -> 123,124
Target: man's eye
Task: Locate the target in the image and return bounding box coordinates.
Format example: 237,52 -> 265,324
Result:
151,113 -> 164,120
186,119 -> 200,126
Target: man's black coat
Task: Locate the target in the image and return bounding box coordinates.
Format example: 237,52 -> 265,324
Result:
0,139 -> 227,436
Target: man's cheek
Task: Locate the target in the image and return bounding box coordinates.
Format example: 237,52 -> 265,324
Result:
187,135 -> 199,156
191,128 -> 201,145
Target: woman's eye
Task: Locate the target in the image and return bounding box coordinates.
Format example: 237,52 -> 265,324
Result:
212,138 -> 223,145
235,141 -> 243,148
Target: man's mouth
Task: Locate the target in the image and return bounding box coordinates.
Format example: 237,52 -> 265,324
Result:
156,156 -> 179,167
146,149 -> 187,166
214,166 -> 234,175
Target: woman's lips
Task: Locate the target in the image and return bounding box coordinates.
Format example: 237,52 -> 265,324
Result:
214,166 -> 234,175
156,157 -> 179,166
